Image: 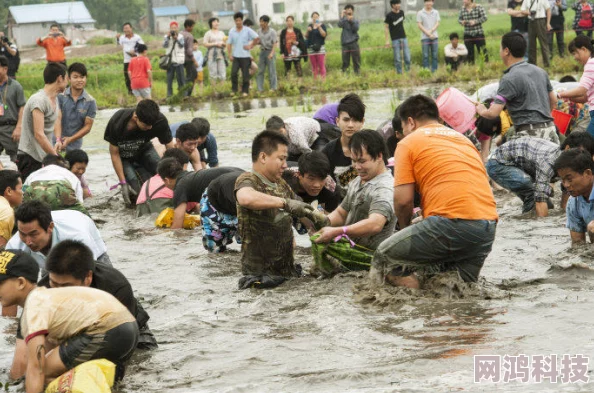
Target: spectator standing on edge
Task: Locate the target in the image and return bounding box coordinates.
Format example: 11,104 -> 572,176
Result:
417,0 -> 440,73
573,0 -> 594,39
116,23 -> 144,96
508,0 -> 530,59
0,56 -> 25,163
127,44 -> 152,101
444,32 -> 468,70
17,63 -> 67,181
338,4 -> 361,74
256,15 -> 278,92
227,12 -> 259,97
384,0 -> 411,74
180,19 -> 197,97
36,24 -> 71,65
203,18 -> 227,88
54,63 -> 96,153
306,12 -> 328,80
0,32 -> 19,78
458,0 -> 488,64
163,21 -> 185,98
548,0 -> 567,59
281,16 -> 307,78
521,0 -> 552,68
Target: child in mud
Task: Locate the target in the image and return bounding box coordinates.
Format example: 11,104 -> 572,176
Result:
371,95 -> 498,288
65,149 -> 91,199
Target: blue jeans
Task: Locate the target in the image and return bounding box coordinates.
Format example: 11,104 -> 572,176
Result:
587,110 -> 594,138
122,144 -> 161,193
256,49 -> 278,91
392,38 -> 411,74
421,38 -> 438,72
372,216 -> 497,283
486,159 -> 535,213
166,63 -> 185,97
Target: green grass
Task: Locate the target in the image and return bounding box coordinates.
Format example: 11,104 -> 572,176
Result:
14,11 -> 584,108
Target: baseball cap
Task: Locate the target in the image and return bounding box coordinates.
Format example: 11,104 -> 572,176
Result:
0,250 -> 39,284
170,21 -> 179,27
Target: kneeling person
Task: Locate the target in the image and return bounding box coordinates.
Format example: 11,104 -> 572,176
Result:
0,250 -> 137,391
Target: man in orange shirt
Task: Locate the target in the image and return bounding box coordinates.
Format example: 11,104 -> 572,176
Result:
36,24 -> 71,64
370,95 -> 498,289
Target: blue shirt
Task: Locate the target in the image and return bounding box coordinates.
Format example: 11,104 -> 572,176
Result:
56,87 -> 97,151
227,26 -> 258,58
170,121 -> 219,167
566,186 -> 594,233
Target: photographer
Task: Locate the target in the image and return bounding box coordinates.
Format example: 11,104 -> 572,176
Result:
0,55 -> 25,163
162,21 -> 185,98
521,0 -> 552,67
36,24 -> 71,65
0,32 -> 19,78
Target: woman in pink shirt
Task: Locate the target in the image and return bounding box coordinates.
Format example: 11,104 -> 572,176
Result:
558,35 -> 594,137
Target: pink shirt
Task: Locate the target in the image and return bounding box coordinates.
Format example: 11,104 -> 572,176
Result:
579,57 -> 594,108
136,175 -> 172,205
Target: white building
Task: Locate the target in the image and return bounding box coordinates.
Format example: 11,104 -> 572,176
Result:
8,2 -> 96,47
252,0 -> 339,25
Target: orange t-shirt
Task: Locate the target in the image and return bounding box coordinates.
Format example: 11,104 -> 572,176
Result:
36,36 -> 71,62
393,123 -> 498,221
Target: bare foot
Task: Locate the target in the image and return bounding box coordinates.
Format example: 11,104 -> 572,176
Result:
385,273 -> 420,289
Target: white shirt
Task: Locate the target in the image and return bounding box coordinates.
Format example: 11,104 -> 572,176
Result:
24,165 -> 84,203
521,0 -> 551,19
284,117 -> 321,155
119,33 -> 144,63
6,210 -> 107,269
444,43 -> 469,58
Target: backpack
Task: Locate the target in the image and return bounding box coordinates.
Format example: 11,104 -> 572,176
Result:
579,4 -> 593,28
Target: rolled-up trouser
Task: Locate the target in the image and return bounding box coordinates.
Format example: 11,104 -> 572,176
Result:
372,216 -> 497,283
486,158 -> 536,213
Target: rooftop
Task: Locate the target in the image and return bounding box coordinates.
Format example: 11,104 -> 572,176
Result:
9,1 -> 95,25
153,6 -> 190,17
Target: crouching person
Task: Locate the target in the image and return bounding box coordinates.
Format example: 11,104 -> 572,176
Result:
312,130 -> 396,276
0,249 -> 138,390
371,95 -> 498,288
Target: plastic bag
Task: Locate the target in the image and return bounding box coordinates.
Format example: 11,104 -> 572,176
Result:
155,207 -> 201,229
45,359 -> 115,393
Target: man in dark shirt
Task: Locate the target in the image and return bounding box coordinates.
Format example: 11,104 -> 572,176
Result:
507,0 -> 529,59
104,99 -> 174,206
158,157 -> 242,229
282,151 -> 342,212
384,0 -> 410,74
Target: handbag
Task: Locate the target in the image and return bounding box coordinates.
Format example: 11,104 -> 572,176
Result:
159,39 -> 177,70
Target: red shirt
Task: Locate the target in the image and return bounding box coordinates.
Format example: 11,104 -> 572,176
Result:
128,56 -> 152,89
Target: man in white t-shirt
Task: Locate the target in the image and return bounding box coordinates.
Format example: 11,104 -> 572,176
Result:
116,23 -> 144,95
24,154 -> 83,203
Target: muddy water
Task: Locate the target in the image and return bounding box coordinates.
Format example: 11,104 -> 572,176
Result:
2,87 -> 593,392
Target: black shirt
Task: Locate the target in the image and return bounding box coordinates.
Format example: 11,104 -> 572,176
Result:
104,108 -> 172,160
207,169 -> 245,215
173,167 -> 243,207
321,138 -> 358,189
282,170 -> 342,212
508,0 -> 528,33
384,10 -> 406,40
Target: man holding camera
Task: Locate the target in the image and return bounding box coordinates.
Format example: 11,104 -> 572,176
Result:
0,55 -> 25,163
521,0 -> 552,67
36,24 -> 71,65
163,21 -> 185,98
0,33 -> 19,79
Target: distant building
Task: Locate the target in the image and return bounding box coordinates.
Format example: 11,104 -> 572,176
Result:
252,0 -> 339,24
153,6 -> 191,33
8,1 -> 96,47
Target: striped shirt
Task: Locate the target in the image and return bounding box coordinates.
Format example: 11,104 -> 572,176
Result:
458,5 -> 487,36
579,57 -> 594,108
492,137 -> 560,202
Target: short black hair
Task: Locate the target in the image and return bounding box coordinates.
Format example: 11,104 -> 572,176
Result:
163,148 -> 190,166
122,22 -> 132,29
65,149 -> 89,167
265,115 -> 285,133
0,170 -> 21,195
136,43 -> 148,53
391,105 -> 403,134
260,15 -> 270,23
190,117 -> 211,138
554,148 -> 594,174
562,131 -> 594,156
234,12 -> 244,20
398,94 -> 439,123
135,99 -> 160,126
286,15 -> 295,21
243,18 -> 254,27
311,12 -> 320,18
176,123 -> 200,142
476,116 -> 502,137
390,0 -> 401,4
449,32 -> 459,40
50,23 -> 59,29
15,201 -> 53,231
42,154 -> 68,168
501,31 -> 527,58
193,38 -> 198,44
298,151 -> 331,179
44,62 -> 66,84
46,240 -> 96,281
157,157 -> 184,180
184,19 -> 196,28
345,4 -> 355,11
251,130 -> 289,162
337,93 -> 365,122
68,62 -> 87,77
0,55 -> 8,68
208,17 -> 219,28
349,129 -> 389,165
559,75 -> 577,83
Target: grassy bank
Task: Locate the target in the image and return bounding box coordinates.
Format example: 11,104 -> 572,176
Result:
15,11 -> 583,108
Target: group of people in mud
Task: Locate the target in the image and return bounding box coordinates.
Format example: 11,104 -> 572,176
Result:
4,12 -> 594,392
